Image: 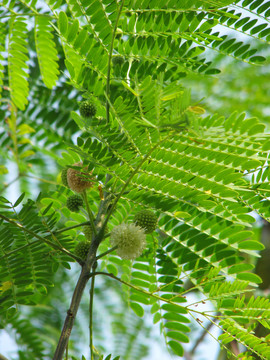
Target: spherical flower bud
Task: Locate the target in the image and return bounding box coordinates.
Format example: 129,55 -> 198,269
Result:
79,101 -> 96,118
74,241 -> 91,260
112,55 -> 125,66
67,162 -> 94,193
66,195 -> 83,212
61,168 -> 69,187
134,209 -> 157,234
110,223 -> 146,260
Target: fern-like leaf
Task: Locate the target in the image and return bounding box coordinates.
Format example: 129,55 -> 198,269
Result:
8,16 -> 29,110
35,16 -> 59,89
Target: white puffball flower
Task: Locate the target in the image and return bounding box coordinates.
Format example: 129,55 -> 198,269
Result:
110,223 -> 146,260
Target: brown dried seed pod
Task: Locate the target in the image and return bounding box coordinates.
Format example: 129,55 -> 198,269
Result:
67,162 -> 94,193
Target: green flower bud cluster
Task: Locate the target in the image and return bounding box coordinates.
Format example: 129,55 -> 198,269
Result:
66,195 -> 83,212
74,241 -> 91,261
134,209 -> 157,234
112,55 -> 125,66
79,101 -> 96,118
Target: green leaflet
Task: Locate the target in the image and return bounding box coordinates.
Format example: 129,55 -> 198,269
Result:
8,17 -> 29,110
58,11 -> 68,36
0,23 -> 5,100
220,319 -> 270,359
35,16 -> 59,88
130,302 -> 144,317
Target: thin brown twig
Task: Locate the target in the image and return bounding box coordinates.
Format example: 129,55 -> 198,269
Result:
0,175 -> 20,194
89,262 -> 97,360
52,236 -> 101,360
106,0 -> 125,123
82,190 -> 97,236
0,354 -> 9,360
96,245 -> 117,260
190,317 -> 217,354
52,221 -> 91,234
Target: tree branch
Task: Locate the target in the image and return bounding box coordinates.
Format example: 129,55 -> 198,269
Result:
82,190 -> 97,236
96,245 -> 117,260
53,238 -> 100,360
106,0 -> 125,123
100,134 -> 170,235
89,262 -> 97,360
52,221 -> 92,235
190,318 -> 216,354
0,175 -> 20,194
0,354 -> 9,360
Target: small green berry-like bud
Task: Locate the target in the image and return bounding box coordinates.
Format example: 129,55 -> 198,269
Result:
83,225 -> 92,241
74,241 -> 91,260
112,55 -> 125,66
66,195 -> 83,212
79,101 -> 96,118
134,209 -> 157,234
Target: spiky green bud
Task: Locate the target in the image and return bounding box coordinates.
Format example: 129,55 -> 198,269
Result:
112,55 -> 125,66
79,101 -> 96,118
134,209 -> 157,234
66,195 -> 83,212
74,241 -> 91,260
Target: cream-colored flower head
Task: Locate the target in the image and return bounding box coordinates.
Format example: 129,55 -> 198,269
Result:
110,223 -> 146,260
67,162 -> 94,193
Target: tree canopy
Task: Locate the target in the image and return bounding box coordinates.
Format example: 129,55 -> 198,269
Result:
0,1 -> 270,359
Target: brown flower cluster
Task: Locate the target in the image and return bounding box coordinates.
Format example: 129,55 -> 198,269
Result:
67,162 -> 94,193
